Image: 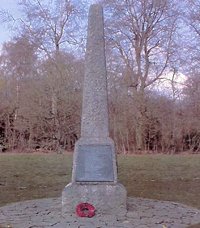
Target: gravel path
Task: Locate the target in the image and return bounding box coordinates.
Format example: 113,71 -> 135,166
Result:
0,197 -> 200,228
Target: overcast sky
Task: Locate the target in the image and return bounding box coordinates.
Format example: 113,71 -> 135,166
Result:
0,0 -> 98,46
0,0 -> 21,45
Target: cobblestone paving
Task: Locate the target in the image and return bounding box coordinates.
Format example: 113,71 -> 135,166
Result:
0,197 -> 200,228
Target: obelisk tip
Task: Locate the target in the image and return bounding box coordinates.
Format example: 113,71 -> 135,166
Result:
89,3 -> 102,10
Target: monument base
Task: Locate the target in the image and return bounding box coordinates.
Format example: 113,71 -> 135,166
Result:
62,182 -> 127,218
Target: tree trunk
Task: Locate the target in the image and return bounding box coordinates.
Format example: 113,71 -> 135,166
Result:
134,89 -> 146,151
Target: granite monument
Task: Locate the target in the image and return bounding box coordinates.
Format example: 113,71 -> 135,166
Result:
62,4 -> 127,217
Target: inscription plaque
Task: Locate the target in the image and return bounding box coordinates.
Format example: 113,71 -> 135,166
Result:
75,144 -> 114,182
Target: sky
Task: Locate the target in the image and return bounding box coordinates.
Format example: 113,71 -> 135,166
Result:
0,0 -> 96,46
0,0 -> 21,45
0,0 -> 187,92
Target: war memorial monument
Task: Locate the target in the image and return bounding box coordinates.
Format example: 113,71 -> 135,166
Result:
1,4 -> 200,228
62,3 -> 127,218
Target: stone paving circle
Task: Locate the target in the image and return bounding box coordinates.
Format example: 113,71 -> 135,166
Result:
0,197 -> 200,228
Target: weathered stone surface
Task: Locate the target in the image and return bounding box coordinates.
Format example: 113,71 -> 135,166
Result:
62,3 -> 126,218
70,4 -> 118,183
62,183 -> 127,217
81,4 -> 109,139
1,197 -> 200,227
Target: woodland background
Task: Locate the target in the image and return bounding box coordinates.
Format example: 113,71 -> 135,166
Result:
0,0 -> 200,154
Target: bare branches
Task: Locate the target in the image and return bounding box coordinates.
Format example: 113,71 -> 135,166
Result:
105,0 -> 178,92
102,0 -> 179,150
0,9 -> 15,23
16,0 -> 81,56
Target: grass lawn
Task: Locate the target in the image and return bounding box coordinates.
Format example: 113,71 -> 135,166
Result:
0,153 -> 200,211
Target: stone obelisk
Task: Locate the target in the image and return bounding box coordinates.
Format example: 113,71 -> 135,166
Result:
62,4 -> 127,217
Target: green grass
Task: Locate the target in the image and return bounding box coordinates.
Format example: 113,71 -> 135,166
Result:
0,153 -> 72,207
119,155 -> 200,209
0,154 -> 200,210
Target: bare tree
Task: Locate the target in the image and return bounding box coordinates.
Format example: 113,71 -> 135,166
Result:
16,0 -> 82,55
0,37 -> 37,150
102,0 -> 178,150
12,0 -> 83,152
182,71 -> 200,152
